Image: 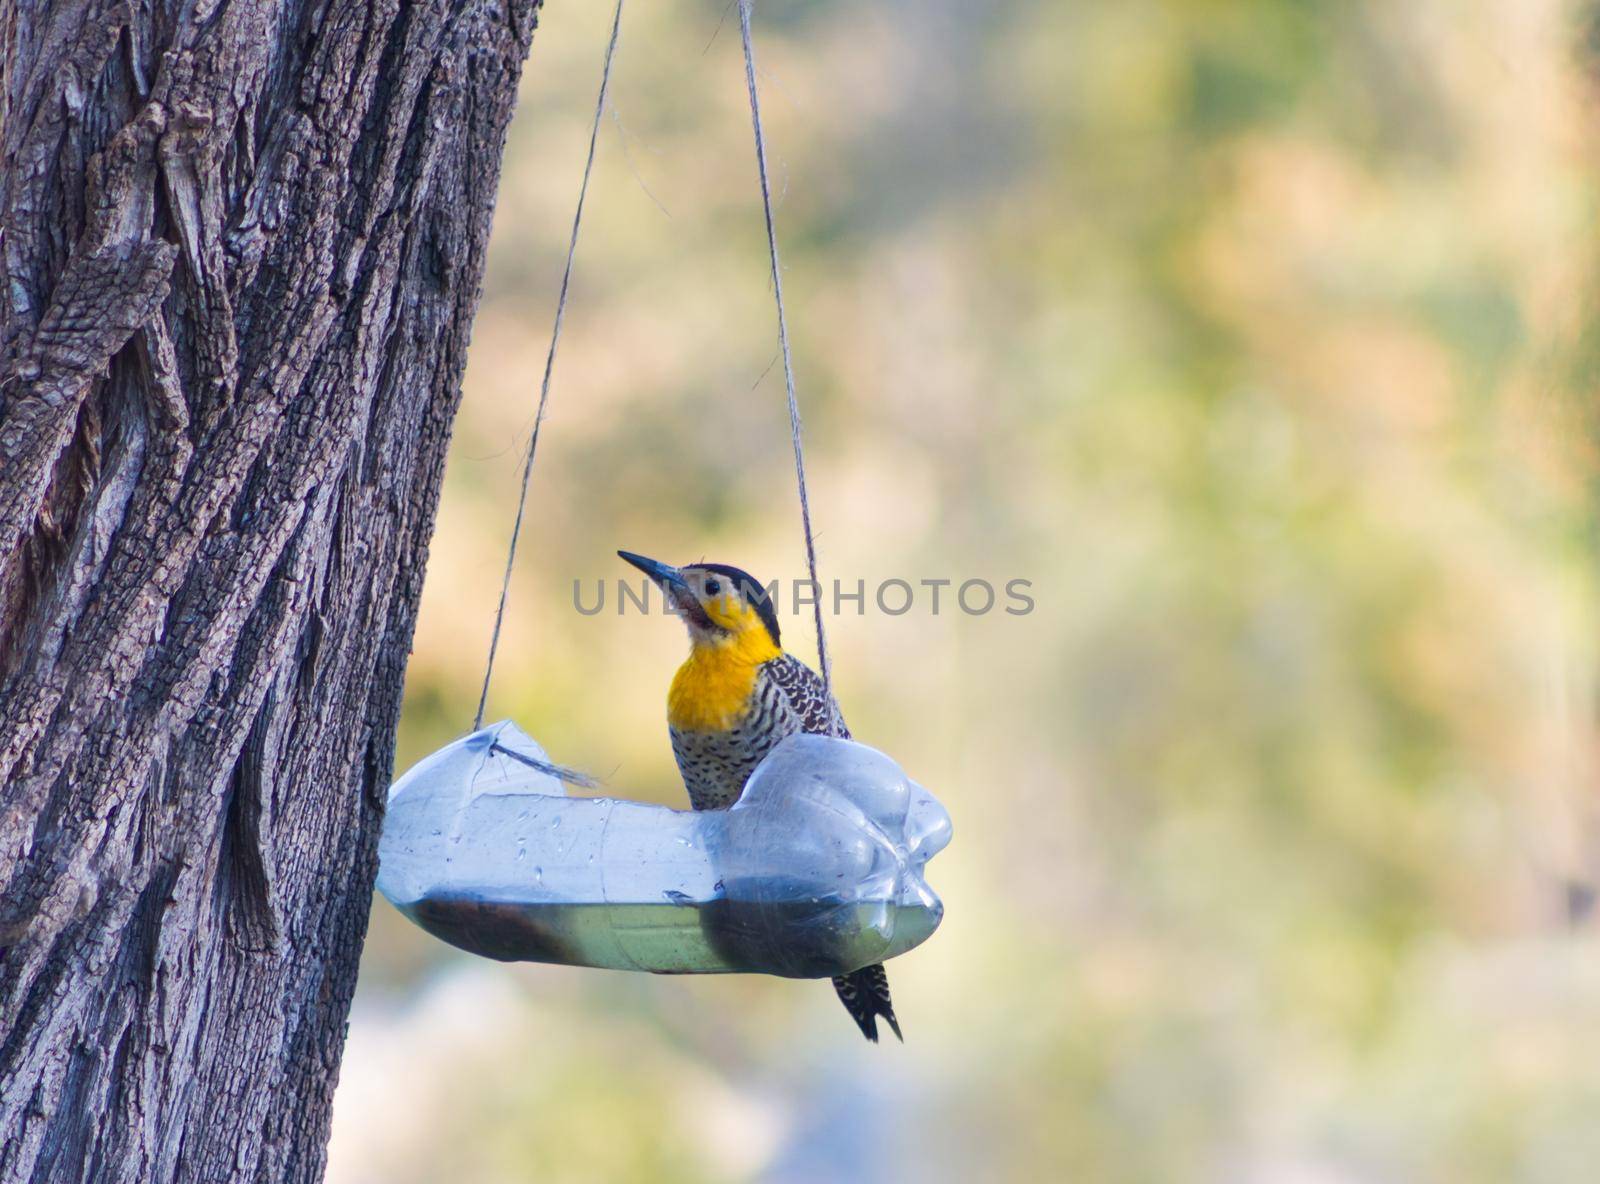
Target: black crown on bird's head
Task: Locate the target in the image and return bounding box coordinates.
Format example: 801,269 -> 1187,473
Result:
684,562 -> 781,647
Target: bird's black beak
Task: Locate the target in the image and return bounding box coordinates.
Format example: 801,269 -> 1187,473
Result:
617,550 -> 712,627
618,550 -> 684,590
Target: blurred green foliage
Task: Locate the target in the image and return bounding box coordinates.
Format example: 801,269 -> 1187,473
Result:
333,2 -> 1600,1181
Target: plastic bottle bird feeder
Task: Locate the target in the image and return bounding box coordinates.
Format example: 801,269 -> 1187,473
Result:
377,721 -> 952,978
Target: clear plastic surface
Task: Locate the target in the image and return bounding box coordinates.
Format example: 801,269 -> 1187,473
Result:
377,721 -> 951,978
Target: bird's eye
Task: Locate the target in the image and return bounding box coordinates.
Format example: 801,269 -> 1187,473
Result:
705,578 -> 722,596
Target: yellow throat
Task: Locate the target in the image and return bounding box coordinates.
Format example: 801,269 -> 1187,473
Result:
667,612 -> 781,733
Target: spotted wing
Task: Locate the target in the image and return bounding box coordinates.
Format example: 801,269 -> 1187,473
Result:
762,653 -> 850,739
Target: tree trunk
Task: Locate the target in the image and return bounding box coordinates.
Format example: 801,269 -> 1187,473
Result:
0,0 -> 540,1176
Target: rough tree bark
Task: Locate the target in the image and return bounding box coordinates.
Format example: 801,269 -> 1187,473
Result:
0,0 -> 541,1177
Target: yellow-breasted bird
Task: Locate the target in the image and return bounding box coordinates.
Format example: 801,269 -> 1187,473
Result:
619,550 -> 901,1043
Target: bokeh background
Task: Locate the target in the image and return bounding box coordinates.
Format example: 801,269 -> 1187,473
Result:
327,2 -> 1600,1180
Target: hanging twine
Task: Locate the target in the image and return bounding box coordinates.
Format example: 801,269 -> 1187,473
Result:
475,0 -> 625,733
737,0 -> 838,733
476,0 -> 839,737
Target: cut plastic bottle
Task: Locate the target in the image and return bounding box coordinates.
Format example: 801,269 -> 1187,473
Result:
378,720 -> 951,978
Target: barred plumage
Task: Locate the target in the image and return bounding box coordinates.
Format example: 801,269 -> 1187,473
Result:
670,654 -> 847,810
763,652 -> 849,737
829,961 -> 901,1043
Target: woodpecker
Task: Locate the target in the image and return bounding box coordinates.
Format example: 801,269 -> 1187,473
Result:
618,550 -> 901,1043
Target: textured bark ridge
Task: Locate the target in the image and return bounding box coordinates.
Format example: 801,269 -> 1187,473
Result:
0,0 -> 541,1177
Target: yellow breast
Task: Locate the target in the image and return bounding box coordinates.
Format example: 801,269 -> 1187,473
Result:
667,627 -> 781,733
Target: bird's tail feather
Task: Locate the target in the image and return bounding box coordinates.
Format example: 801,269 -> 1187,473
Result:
832,963 -> 901,1043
